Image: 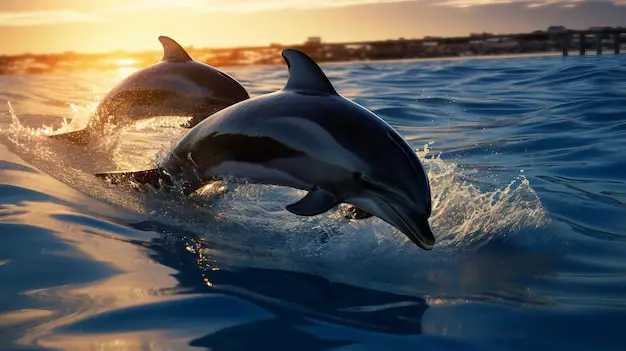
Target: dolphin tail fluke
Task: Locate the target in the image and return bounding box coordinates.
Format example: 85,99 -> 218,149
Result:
47,128 -> 91,145
94,169 -> 173,189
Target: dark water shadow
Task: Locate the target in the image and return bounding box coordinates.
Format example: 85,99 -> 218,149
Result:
124,220 -> 429,350
0,223 -> 115,350
189,319 -> 354,351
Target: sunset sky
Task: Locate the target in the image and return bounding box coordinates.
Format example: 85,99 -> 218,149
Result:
1,0 -> 626,55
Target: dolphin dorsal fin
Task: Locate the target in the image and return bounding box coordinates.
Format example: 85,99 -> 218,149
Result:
281,49 -> 337,95
159,36 -> 192,62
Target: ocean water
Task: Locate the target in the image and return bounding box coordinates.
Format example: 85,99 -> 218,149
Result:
0,53 -> 625,350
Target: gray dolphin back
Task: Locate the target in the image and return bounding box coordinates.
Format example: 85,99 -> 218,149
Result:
48,36 -> 249,145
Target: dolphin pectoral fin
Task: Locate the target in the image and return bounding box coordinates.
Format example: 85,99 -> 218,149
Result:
47,129 -> 91,145
341,204 -> 374,220
285,187 -> 338,216
94,169 -> 173,189
159,36 -> 193,62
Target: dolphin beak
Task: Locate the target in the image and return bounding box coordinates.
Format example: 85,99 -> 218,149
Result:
385,201 -> 435,250
350,196 -> 435,250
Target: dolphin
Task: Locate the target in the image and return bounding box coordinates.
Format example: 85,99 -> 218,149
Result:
48,36 -> 250,145
94,49 -> 435,250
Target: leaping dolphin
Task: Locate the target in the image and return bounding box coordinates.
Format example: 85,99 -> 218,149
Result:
94,49 -> 435,250
48,36 -> 250,145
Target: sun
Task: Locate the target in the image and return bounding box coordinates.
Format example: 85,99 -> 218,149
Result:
114,58 -> 138,66
112,58 -> 139,78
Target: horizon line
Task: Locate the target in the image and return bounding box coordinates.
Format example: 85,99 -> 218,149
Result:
2,25 -> 619,57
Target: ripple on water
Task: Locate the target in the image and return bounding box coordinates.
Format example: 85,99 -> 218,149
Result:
1,53 -> 625,350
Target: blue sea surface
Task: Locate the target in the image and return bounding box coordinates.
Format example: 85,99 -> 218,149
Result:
0,53 -> 625,350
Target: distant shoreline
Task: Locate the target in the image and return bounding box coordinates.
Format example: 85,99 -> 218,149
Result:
0,50 -> 595,76
311,51 -> 565,67
1,26 -> 622,75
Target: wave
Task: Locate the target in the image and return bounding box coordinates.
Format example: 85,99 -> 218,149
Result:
2,54 -> 625,350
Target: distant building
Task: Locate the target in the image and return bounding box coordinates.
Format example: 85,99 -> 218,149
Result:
589,26 -> 614,31
470,32 -> 493,38
547,26 -> 568,33
305,37 -> 322,46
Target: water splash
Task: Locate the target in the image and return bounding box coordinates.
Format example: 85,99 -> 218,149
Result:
0,103 -> 550,260
420,143 -> 549,249
7,101 -> 20,127
169,142 -> 551,264
1,101 -> 118,166
1,75 -> 551,269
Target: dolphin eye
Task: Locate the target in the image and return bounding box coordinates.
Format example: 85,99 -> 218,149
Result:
354,172 -> 379,190
353,172 -> 369,187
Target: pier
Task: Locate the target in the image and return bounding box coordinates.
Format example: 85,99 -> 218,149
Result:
558,28 -> 626,56
192,26 -> 626,65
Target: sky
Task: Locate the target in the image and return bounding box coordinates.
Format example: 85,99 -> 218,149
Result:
1,0 -> 626,55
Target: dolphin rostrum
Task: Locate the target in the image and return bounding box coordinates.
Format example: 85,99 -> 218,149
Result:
94,49 -> 435,250
48,36 -> 250,145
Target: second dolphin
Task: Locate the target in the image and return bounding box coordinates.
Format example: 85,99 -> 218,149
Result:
95,49 -> 436,250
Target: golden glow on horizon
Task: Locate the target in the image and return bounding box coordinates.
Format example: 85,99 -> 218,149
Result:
1,0 -> 625,55
114,58 -> 137,66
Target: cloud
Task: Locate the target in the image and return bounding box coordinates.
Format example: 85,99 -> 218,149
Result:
174,0 -> 415,13
0,0 -> 416,26
0,0 -> 204,27
0,10 -> 102,27
106,0 -> 205,12
433,0 -> 591,8
0,0 -> 623,27
195,0 -> 624,11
